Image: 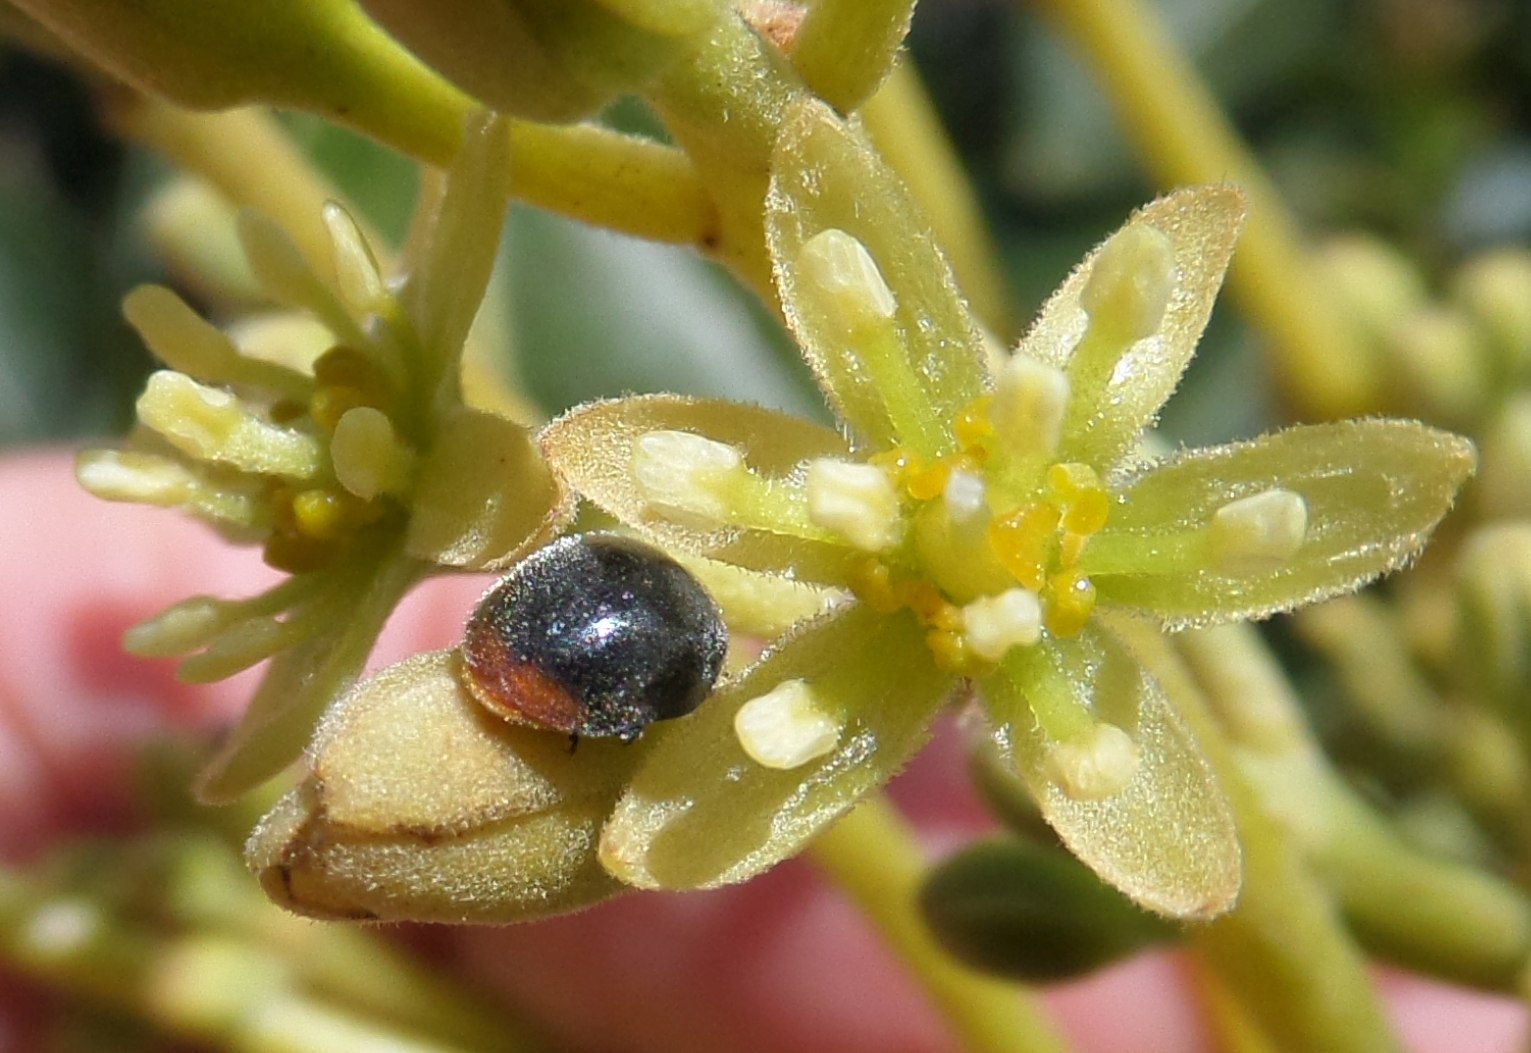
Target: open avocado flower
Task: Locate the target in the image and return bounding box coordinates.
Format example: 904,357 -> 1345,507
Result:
75,113 -> 572,804
539,101 -> 1475,918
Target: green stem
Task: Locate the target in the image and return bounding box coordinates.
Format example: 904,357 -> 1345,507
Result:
860,63 -> 1016,339
1179,623 -> 1531,992
1024,0 -> 1378,419
808,795 -> 1073,1053
1116,622 -> 1404,1053
649,11 -> 805,301
0,867 -> 493,1053
195,543 -> 422,803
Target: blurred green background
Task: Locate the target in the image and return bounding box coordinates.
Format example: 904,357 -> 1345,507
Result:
0,0 -> 1528,448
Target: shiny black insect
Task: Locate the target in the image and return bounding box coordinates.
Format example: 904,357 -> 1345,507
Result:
461,533 -> 727,742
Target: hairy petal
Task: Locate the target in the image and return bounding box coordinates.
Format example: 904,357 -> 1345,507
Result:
767,99 -> 986,454
1090,420 -> 1477,629
1020,186 -> 1245,470
981,626 -> 1240,918
540,394 -> 859,584
600,603 -> 955,889
248,651 -> 633,922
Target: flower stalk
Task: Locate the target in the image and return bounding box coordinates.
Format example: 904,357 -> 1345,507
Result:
809,796 -> 1072,1053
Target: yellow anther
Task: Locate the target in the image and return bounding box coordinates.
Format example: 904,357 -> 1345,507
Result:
309,385 -> 372,433
929,601 -> 964,633
1060,487 -> 1110,535
1043,570 -> 1097,638
905,458 -> 951,501
1058,531 -> 1091,568
1046,462 -> 1101,502
988,503 -> 1060,591
954,397 -> 995,456
291,487 -> 374,540
898,580 -> 950,625
926,628 -> 977,674
851,560 -> 901,613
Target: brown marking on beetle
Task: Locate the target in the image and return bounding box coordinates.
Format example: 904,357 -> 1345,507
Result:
461,616 -> 585,735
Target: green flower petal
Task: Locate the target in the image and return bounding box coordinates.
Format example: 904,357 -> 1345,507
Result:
405,406 -> 573,570
767,99 -> 986,454
981,627 -> 1240,918
1020,186 -> 1245,470
600,603 -> 955,889
540,394 -> 860,584
669,551 -> 844,641
1089,420 -> 1476,629
399,111 -> 513,374
195,552 -> 419,804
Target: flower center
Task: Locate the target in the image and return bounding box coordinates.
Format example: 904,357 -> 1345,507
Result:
840,384 -> 1112,674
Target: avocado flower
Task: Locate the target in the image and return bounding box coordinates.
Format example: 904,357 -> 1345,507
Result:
76,113 -> 572,804
539,101 -> 1475,918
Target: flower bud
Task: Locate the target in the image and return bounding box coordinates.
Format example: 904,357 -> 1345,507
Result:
247,651 -> 639,922
1453,249 -> 1531,386
1456,524 -> 1531,714
10,0 -> 471,159
920,837 -> 1175,982
360,0 -> 725,123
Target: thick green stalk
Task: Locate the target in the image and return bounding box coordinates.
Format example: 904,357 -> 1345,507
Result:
1179,623 -> 1531,992
649,11 -> 806,300
809,796 -> 1073,1053
1116,623 -> 1404,1052
1025,0 -> 1378,419
861,63 -> 1016,339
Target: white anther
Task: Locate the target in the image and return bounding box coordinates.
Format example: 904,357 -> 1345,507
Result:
1080,223 -> 1176,343
1044,722 -> 1140,801
797,229 -> 898,333
632,430 -> 745,528
991,354 -> 1069,457
734,679 -> 841,770
961,588 -> 1043,662
806,458 -> 902,552
942,469 -> 988,527
1208,488 -> 1309,572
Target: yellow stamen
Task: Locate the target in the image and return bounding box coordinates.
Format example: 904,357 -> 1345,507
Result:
954,397 -> 995,455
905,458 -> 950,501
1043,570 -> 1097,637
987,503 -> 1060,591
926,628 -> 976,674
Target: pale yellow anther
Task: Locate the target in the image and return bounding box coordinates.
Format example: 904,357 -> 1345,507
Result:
1044,722 -> 1140,801
1079,224 -> 1176,343
1208,488 -> 1309,571
961,588 -> 1043,662
797,229 -> 898,334
990,354 -> 1069,456
633,430 -> 746,528
806,458 -> 903,552
331,406 -> 415,501
734,679 -> 841,770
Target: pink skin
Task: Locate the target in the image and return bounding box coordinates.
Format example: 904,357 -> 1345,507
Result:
1,450 -> 1525,1053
